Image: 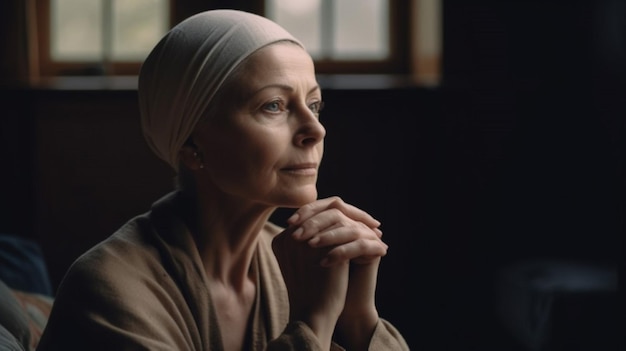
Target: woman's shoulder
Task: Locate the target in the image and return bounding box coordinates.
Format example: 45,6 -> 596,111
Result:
70,192 -> 185,277
40,210 -> 200,351
60,213 -> 167,291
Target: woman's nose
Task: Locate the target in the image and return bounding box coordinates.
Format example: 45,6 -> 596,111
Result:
293,105 -> 326,147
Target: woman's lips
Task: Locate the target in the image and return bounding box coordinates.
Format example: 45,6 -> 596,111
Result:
282,163 -> 318,175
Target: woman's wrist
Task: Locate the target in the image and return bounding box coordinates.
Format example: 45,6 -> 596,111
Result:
290,311 -> 340,350
335,309 -> 379,351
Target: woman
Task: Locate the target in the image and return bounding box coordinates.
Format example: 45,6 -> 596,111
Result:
37,9 -> 409,351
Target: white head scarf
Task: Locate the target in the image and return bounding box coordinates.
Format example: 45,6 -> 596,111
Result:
138,9 -> 303,171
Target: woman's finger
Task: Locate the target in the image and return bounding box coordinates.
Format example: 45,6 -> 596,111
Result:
307,222 -> 379,248
288,197 -> 380,229
319,238 -> 388,267
292,208 -> 346,240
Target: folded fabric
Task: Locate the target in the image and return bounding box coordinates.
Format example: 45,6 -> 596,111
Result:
0,278 -> 53,351
0,234 -> 53,296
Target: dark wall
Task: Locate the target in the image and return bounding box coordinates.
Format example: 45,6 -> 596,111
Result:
438,1 -> 624,349
28,88 -> 176,288
442,0 -> 624,265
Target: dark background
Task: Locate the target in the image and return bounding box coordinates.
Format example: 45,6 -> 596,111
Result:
1,0 -> 623,350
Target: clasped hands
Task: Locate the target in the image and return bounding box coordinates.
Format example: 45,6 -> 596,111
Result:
272,197 -> 387,349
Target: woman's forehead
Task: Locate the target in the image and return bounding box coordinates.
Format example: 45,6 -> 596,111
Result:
235,43 -> 316,91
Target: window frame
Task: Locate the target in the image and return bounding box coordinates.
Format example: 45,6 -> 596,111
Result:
36,0 -> 175,76
260,0 -> 411,75
35,0 -> 411,77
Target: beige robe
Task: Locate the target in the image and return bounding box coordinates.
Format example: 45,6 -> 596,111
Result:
37,192 -> 409,350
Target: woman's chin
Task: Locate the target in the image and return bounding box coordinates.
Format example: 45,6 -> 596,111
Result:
280,188 -> 318,208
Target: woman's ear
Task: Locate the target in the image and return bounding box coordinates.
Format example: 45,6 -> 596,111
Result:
179,141 -> 205,171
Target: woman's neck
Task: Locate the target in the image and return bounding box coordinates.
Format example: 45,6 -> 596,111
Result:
181,189 -> 275,291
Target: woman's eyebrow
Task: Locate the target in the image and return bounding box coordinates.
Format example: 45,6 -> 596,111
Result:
251,84 -> 321,96
308,85 -> 321,95
254,84 -> 292,95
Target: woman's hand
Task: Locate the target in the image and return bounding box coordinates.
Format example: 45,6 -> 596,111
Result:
272,224 -> 349,350
286,197 -> 386,266
281,196 -> 388,350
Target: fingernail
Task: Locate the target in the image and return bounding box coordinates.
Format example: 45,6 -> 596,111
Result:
292,227 -> 303,239
308,236 -> 319,246
287,213 -> 299,224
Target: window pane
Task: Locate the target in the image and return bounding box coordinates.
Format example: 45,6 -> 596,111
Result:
51,0 -> 103,61
112,0 -> 168,60
333,0 -> 388,59
266,0 -> 322,58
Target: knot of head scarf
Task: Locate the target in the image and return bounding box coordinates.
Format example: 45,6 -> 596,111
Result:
138,9 -> 303,171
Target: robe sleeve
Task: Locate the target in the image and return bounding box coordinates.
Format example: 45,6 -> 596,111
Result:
266,321 -> 345,351
368,319 -> 410,350
36,241 -> 200,351
267,319 -> 409,351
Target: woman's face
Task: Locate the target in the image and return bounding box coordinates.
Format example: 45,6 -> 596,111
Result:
191,42 -> 325,208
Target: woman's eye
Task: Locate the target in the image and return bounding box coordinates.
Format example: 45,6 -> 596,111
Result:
263,100 -> 283,113
309,101 -> 324,114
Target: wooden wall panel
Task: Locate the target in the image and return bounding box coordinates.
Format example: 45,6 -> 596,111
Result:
31,90 -> 175,291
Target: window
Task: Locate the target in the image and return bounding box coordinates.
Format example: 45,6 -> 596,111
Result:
265,0 -> 411,74
37,0 -> 170,76
32,0 -> 440,81
266,0 -> 389,60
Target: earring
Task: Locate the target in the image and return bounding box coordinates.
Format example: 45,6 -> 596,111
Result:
193,151 -> 205,169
